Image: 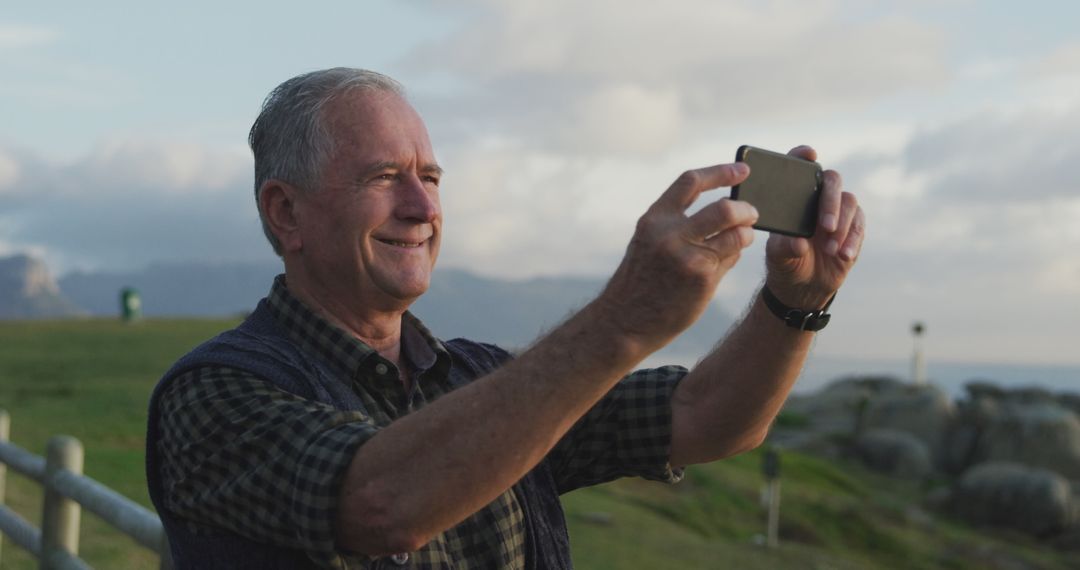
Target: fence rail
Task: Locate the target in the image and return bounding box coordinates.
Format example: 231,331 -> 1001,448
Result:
0,409 -> 172,569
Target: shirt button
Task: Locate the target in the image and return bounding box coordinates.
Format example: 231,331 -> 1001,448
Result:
390,552 -> 409,565
375,363 -> 389,375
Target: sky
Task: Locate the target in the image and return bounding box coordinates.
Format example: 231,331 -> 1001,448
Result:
1,0 -> 1079,367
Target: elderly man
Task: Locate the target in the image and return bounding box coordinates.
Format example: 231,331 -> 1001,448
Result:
146,67 -> 864,569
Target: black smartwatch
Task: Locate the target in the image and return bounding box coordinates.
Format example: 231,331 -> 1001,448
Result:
760,286 -> 836,332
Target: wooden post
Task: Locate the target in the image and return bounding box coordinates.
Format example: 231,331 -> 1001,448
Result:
911,322 -> 926,386
0,409 -> 9,565
42,435 -> 83,570
766,479 -> 781,548
762,447 -> 781,549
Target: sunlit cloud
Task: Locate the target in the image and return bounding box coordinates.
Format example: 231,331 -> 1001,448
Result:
407,0 -> 950,162
0,140 -> 265,273
0,150 -> 19,191
0,24 -> 58,49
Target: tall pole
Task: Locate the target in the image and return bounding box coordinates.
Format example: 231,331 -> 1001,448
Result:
911,322 -> 926,386
0,409 -> 8,565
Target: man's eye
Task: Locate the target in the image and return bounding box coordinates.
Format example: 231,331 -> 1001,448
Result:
424,176 -> 441,186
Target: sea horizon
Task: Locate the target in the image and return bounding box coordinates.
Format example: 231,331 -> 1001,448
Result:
643,351 -> 1080,400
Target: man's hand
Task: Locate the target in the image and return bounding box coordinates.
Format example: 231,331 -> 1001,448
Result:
764,145 -> 865,308
599,163 -> 758,351
670,145 -> 866,466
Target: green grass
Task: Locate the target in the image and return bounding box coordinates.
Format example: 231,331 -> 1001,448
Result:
0,318 -> 1075,569
0,318 -> 240,569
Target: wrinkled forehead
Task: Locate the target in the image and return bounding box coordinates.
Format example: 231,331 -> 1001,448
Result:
322,89 -> 429,145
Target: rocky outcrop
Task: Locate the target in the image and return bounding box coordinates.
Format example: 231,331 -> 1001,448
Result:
782,376 -> 954,467
853,429 -> 933,479
782,375 -> 909,436
0,254 -> 82,319
777,376 -> 1080,539
946,462 -> 1075,537
863,383 -> 954,464
945,385 -> 1080,479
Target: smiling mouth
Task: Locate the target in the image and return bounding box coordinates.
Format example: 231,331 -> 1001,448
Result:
376,238 -> 425,248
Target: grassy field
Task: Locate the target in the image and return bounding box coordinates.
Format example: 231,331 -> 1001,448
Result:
0,319 -> 1073,569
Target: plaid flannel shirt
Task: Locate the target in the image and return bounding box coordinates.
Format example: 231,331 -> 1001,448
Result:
156,276 -> 685,568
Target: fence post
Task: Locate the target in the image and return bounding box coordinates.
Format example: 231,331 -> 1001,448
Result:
42,435 -> 83,570
762,447 -> 781,549
0,409 -> 9,565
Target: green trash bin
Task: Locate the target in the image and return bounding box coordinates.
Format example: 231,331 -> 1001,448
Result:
120,287 -> 142,322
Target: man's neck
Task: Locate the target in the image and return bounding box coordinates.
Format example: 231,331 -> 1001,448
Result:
283,271 -> 406,367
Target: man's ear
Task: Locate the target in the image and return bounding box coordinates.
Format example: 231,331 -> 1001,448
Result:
259,180 -> 303,253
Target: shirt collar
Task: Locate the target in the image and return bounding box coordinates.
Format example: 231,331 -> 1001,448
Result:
265,274 -> 449,381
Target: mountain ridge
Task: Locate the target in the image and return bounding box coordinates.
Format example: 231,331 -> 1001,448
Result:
0,254 -> 83,319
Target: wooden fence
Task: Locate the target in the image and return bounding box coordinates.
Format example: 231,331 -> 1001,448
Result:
0,409 -> 172,569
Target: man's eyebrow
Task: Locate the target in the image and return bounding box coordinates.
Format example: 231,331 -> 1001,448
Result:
364,161 -> 444,177
421,163 -> 445,177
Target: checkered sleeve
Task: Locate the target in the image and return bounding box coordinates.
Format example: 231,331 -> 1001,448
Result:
546,365 -> 688,494
156,366 -> 378,568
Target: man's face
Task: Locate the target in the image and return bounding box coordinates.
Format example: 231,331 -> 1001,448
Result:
292,90 -> 442,310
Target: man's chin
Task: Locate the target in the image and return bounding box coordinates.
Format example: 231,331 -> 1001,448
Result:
379,276 -> 431,305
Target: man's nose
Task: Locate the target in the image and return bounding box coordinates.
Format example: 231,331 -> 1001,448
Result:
396,174 -> 440,223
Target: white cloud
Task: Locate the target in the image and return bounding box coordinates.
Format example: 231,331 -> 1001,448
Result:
799,98 -> 1080,364
560,84 -> 684,155
1037,256 -> 1080,295
1033,41 -> 1080,78
0,24 -> 58,49
438,140 -> 634,278
0,151 -> 18,191
407,0 -> 951,156
903,107 -> 1080,201
0,140 -> 265,273
77,139 -> 250,195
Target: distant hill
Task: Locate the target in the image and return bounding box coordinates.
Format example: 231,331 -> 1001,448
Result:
0,254 -> 83,318
60,261 -> 280,317
55,259 -> 734,354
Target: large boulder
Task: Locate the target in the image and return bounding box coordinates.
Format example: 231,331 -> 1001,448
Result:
948,462 -> 1075,537
862,384 -> 954,464
979,402 -> 1080,479
944,384 -> 1080,479
783,377 -> 954,471
942,391 -> 1002,475
1058,393 -> 1080,418
853,429 -> 933,480
782,376 -> 909,436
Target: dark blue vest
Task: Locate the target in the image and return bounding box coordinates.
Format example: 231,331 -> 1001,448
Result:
146,299 -> 572,569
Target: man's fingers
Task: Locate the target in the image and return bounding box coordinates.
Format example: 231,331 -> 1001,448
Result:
704,225 -> 755,253
656,163 -> 750,211
788,145 -> 817,162
817,170 -> 842,233
840,206 -> 866,262
823,191 -> 858,258
784,146 -> 839,233
685,198 -> 758,241
767,233 -> 810,261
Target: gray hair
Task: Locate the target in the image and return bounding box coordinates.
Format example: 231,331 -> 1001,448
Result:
248,67 -> 406,254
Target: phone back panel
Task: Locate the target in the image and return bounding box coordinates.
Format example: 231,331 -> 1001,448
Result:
731,146 -> 822,238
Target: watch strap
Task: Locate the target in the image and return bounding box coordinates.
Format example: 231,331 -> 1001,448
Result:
761,286 -> 836,332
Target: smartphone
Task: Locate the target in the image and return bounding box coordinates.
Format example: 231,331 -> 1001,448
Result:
731,145 -> 823,238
